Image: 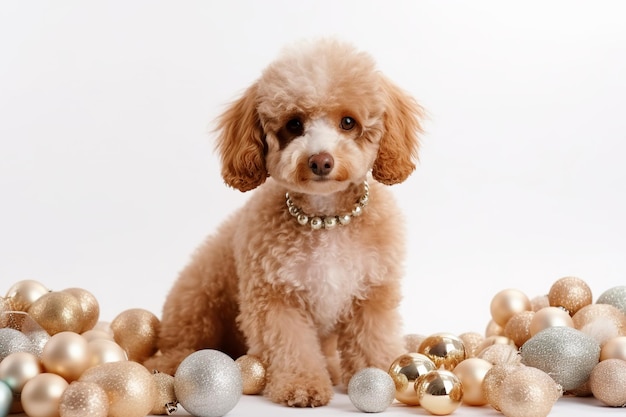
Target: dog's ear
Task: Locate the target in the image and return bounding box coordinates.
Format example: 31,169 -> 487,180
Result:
372,75 -> 423,185
215,83 -> 268,192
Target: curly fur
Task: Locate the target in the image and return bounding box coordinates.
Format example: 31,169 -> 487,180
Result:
144,38 -> 423,407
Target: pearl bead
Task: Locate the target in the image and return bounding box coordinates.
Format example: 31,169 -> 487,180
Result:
324,217 -> 337,229
310,217 -> 323,229
338,214 -> 352,225
296,213 -> 308,225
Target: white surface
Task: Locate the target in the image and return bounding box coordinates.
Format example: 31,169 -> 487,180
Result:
1,3 -> 626,415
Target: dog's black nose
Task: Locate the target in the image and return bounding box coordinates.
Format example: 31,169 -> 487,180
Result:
308,152 -> 334,176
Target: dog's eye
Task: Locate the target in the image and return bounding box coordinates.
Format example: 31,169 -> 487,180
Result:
340,116 -> 356,131
285,118 -> 304,135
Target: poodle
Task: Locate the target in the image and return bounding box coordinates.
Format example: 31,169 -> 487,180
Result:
144,38 -> 423,407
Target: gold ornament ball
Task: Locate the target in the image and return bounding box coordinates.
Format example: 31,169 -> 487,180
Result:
418,332 -> 466,370
0,351 -> 42,393
5,279 -> 49,311
21,372 -> 69,417
403,333 -> 426,352
589,358 -> 626,406
529,306 -> 574,336
388,352 -> 436,405
415,370 -> 463,415
477,343 -> 520,366
474,335 -> 515,357
485,320 -> 504,337
482,364 -> 520,411
79,360 -> 157,417
490,289 -> 531,327
458,332 -> 484,358
452,358 -> 492,406
41,331 -> 89,382
28,291 -> 83,335
530,294 -> 550,312
600,336 -> 626,361
110,308 -> 160,363
235,355 -> 266,395
151,371 -> 177,415
62,288 -> 100,333
81,329 -> 114,343
86,339 -> 128,368
504,310 -> 535,347
499,366 -> 562,417
572,303 -> 626,333
548,276 -> 592,315
59,381 -> 109,417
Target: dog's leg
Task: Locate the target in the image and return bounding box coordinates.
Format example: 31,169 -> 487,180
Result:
239,294 -> 334,407
337,283 -> 405,386
321,333 -> 341,386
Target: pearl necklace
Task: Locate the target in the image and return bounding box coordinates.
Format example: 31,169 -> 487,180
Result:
285,181 -> 370,230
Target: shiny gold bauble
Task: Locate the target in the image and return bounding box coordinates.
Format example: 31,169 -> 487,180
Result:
529,306 -> 574,336
600,336 -> 626,361
0,351 -> 42,393
110,308 -> 160,363
452,358 -> 492,406
548,276 -> 592,315
59,381 -> 109,417
235,354 -> 266,395
499,366 -> 562,417
482,364 -> 520,411
490,289 -> 531,327
458,332 -> 484,358
62,288 -> 100,333
28,291 -> 83,335
572,303 -> 626,334
79,361 -> 157,417
504,310 -> 535,347
388,352 -> 436,405
41,331 -> 89,382
415,370 -> 463,415
485,320 -> 504,337
151,371 -> 177,415
475,335 -> 515,356
418,333 -> 466,370
86,339 -> 128,368
589,358 -> 626,406
21,373 -> 69,417
5,279 -> 49,311
403,333 -> 426,353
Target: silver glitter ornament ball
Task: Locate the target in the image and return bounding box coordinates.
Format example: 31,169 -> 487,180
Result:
174,349 -> 242,417
597,286 -> 626,317
0,327 -> 37,361
348,368 -> 396,413
520,326 -> 600,391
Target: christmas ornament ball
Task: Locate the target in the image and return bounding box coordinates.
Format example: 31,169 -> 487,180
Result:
418,332 -> 466,370
348,367 -> 396,413
589,358 -> 626,406
499,366 -> 562,417
0,327 -> 37,361
452,358 -> 492,406
21,373 -> 69,417
235,354 -> 266,395
59,381 -> 109,417
415,370 -> 463,415
28,291 -> 83,335
0,380 -> 12,417
174,349 -> 242,417
548,276 -> 592,315
388,352 -> 436,405
0,351 -> 41,393
596,285 -> 626,317
41,331 -> 89,382
110,308 -> 160,363
5,279 -> 49,311
490,289 -> 531,327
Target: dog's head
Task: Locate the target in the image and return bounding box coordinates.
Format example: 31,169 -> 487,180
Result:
215,39 -> 423,194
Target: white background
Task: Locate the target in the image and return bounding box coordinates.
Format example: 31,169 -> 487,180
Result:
1,2 -> 626,415
2,0 -> 626,339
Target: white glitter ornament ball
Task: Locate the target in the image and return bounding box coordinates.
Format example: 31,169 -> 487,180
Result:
520,326 -> 600,391
174,349 -> 242,417
597,286 -> 626,317
348,368 -> 396,413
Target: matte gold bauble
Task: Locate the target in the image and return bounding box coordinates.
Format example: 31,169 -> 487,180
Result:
81,329 -> 114,342
601,336 -> 626,361
110,308 -> 160,363
0,351 -> 42,393
388,352 -> 436,405
504,310 -> 535,347
499,366 -> 562,417
572,303 -> 626,334
5,279 -> 49,311
485,320 -> 504,337
41,331 -> 89,381
418,333 -> 466,370
79,361 -> 157,417
235,354 -> 266,395
403,333 -> 426,353
21,373 -> 69,417
482,364 -> 520,411
415,370 -> 463,415
529,306 -> 574,336
458,332 -> 484,358
151,371 -> 177,415
548,276 -> 592,315
86,339 -> 128,368
62,288 -> 100,333
530,294 -> 550,312
28,292 -> 83,335
59,381 -> 109,417
490,289 -> 531,327
452,358 -> 492,406
589,358 -> 626,406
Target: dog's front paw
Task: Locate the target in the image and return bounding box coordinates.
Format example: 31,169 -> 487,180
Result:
265,372 -> 333,407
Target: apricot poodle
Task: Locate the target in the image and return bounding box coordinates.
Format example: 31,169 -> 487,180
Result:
145,38 -> 423,407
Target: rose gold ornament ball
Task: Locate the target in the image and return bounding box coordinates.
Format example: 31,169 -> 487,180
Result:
59,381 -> 109,417
41,331 -> 89,382
482,364 -> 520,411
110,308 -> 160,363
21,372 -> 69,417
458,332 -> 484,358
548,276 -> 592,315
477,343 -> 520,366
589,358 -> 626,407
0,351 -> 42,394
529,306 -> 574,336
490,289 -> 531,327
504,310 -> 535,347
600,336 -> 626,361
498,366 -> 562,417
572,303 -> 626,333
